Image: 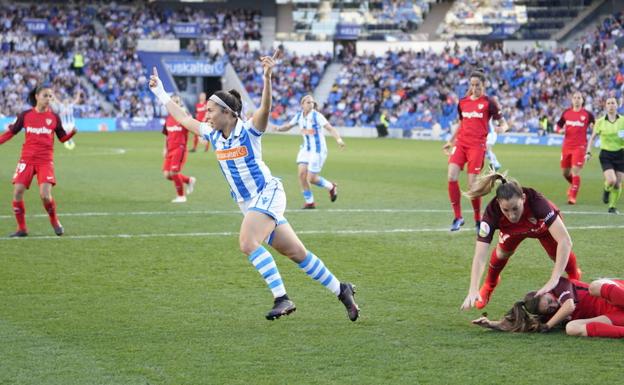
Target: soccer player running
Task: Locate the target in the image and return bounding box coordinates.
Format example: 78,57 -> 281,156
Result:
472,277 -> 624,338
443,70 -> 508,232
162,95 -> 196,203
273,95 -> 344,209
190,92 -> 210,152
460,171 -> 581,310
148,53 -> 359,321
0,85 -> 77,237
555,91 -> 595,204
586,97 -> 624,214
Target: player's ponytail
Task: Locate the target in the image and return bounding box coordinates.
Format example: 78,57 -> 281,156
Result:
27,85 -> 42,107
464,170 -> 523,200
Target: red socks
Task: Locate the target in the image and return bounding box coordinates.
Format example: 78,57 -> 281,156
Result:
43,199 -> 59,226
586,322 -> 624,338
172,174 -> 184,196
448,181 -> 462,219
601,283 -> 624,307
471,197 -> 481,222
569,175 -> 581,199
485,250 -> 508,287
12,200 -> 27,232
179,174 -> 190,184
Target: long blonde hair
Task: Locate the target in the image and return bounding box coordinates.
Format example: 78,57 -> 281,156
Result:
464,170 -> 523,200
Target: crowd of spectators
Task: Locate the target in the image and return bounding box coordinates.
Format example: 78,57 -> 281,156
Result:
323,40 -> 624,133
228,45 -> 332,123
438,0 -> 527,39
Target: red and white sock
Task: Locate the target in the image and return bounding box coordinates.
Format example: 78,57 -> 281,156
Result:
471,197 -> 481,222
485,249 -> 508,287
172,174 -> 184,196
569,175 -> 581,199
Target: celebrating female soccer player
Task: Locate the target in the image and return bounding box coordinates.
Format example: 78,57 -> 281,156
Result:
149,54 -> 359,321
586,97 -> 624,214
460,171 -> 581,310
555,91 -> 595,204
443,70 -> 508,232
273,95 -> 344,209
162,94 -> 196,203
472,277 -> 624,338
0,85 -> 77,237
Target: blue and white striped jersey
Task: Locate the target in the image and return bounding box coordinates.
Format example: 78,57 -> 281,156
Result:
200,119 -> 273,202
289,110 -> 329,154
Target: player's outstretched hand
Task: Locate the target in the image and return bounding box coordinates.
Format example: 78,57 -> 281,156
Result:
149,67 -> 163,93
442,141 -> 453,156
461,291 -> 482,310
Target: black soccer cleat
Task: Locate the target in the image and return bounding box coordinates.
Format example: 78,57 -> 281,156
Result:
9,230 -> 28,238
608,207 -> 619,215
338,282 -> 360,322
603,189 -> 610,204
53,224 -> 64,236
329,183 -> 338,202
265,295 -> 296,320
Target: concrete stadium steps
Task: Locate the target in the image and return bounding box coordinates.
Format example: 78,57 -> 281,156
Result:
313,62 -> 342,108
421,0 -> 454,40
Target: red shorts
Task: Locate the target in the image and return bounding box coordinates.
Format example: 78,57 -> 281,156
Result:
561,147 -> 585,169
449,144 -> 486,175
12,160 -> 56,188
497,229 -> 557,256
163,147 -> 187,172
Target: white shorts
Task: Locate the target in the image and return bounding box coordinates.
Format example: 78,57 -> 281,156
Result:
238,178 -> 288,226
297,148 -> 327,173
486,132 -> 497,147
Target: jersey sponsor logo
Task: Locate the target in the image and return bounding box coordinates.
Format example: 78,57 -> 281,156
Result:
302,129 -> 316,135
167,125 -> 184,132
216,146 -> 249,161
25,126 -> 53,135
565,120 -> 585,127
498,232 -> 510,244
478,221 -> 490,238
45,118 -> 53,126
462,111 -> 484,119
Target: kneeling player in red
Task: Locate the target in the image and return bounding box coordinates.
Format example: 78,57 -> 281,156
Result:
460,171 -> 581,310
162,95 -> 196,203
0,85 -> 77,237
472,277 -> 624,338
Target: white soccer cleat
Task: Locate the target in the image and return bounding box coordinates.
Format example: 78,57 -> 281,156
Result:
171,196 -> 187,203
186,176 -> 196,195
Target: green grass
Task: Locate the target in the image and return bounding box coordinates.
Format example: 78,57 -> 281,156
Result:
0,132 -> 623,385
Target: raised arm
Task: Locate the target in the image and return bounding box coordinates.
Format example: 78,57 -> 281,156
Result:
252,50 -> 279,132
536,217 -> 572,296
149,68 -> 201,136
461,241 -> 491,310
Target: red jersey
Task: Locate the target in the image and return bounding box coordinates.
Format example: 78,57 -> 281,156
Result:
557,108 -> 594,149
195,102 -> 207,122
477,188 -> 559,244
5,108 -> 72,164
162,115 -> 188,151
549,277 -> 622,320
456,95 -> 502,148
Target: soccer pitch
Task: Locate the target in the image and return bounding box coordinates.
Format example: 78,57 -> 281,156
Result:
1,132 -> 622,385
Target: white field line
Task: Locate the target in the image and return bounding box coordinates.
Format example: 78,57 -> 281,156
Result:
0,208 -> 616,220
2,224 -> 624,241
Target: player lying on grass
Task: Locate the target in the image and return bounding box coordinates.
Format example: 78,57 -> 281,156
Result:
472,277 -> 624,338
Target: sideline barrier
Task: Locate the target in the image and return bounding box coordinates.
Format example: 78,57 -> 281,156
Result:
1,117 -> 587,147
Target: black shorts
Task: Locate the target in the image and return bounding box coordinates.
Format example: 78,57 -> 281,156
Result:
599,149 -> 624,173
